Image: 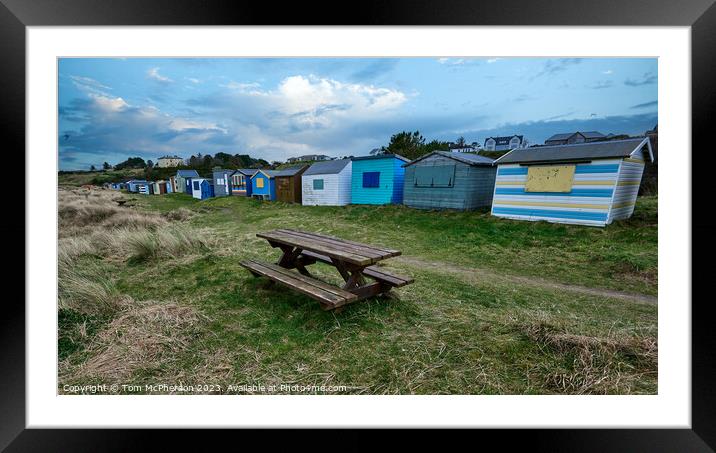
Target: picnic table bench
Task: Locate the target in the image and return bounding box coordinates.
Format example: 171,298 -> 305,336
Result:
240,229 -> 413,311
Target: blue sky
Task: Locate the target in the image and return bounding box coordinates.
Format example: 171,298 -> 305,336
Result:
58,57 -> 657,170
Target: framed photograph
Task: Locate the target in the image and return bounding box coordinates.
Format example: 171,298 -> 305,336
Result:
5,0 -> 713,448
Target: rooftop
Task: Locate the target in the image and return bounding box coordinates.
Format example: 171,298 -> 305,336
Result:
404,151 -> 494,167
351,153 -> 410,163
496,138 -> 652,165
303,159 -> 351,176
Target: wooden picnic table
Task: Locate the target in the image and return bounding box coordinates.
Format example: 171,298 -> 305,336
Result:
240,229 -> 413,311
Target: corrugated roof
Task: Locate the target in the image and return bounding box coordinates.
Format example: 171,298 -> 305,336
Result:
351,153 -> 410,163
496,138 -> 651,165
404,151 -> 494,167
250,169 -> 279,179
273,165 -> 309,177
234,168 -> 258,176
304,159 -> 351,176
176,170 -> 200,177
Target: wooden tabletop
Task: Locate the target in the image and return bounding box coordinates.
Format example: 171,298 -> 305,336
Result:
256,229 -> 401,266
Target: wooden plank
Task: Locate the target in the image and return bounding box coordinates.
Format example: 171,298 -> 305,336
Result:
300,250 -> 414,288
240,260 -> 357,306
257,231 -> 376,266
270,229 -> 390,260
278,229 -> 401,257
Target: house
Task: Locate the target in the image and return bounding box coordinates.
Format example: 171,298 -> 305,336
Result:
351,154 -> 410,205
402,151 -> 496,210
544,131 -> 606,146
176,170 -> 200,194
491,138 -> 654,227
157,155 -> 184,168
302,159 -> 352,206
126,179 -> 148,193
230,169 -> 257,196
448,142 -> 481,153
286,154 -> 332,164
274,165 -> 310,203
484,135 -> 527,151
250,170 -> 278,200
191,178 -> 214,200
153,180 -> 167,195
212,168 -> 235,197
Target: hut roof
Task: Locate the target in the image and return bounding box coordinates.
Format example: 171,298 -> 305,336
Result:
273,165 -> 308,177
177,170 -> 200,177
351,153 -> 410,163
496,138 -> 653,165
404,151 -> 494,167
304,159 -> 351,176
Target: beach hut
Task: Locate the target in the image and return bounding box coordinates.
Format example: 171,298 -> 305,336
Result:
351,154 -> 410,205
250,170 -> 278,201
176,170 -> 200,194
229,169 -> 257,196
191,178 -> 215,200
165,180 -> 173,193
168,176 -> 178,193
301,159 -> 352,206
491,137 -> 654,227
212,168 -> 235,197
137,181 -> 153,195
153,180 -> 167,195
126,179 -> 147,193
274,164 -> 309,203
402,151 -> 496,210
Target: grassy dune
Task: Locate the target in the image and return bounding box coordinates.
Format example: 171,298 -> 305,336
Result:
58,187 -> 657,395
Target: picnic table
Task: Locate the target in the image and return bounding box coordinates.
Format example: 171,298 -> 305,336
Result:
240,229 -> 413,311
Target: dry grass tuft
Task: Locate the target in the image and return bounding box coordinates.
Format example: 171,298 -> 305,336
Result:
60,300 -> 207,383
58,264 -> 129,316
521,320 -> 657,394
163,207 -> 194,222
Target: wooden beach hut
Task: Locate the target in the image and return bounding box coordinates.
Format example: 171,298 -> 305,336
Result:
229,169 -> 257,196
491,137 -> 654,227
301,159 -> 352,206
250,170 -> 278,201
402,151 -> 496,210
274,164 -> 309,203
191,178 -> 215,200
350,154 -> 410,205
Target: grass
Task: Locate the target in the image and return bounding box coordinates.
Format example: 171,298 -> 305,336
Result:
57,187 -> 657,395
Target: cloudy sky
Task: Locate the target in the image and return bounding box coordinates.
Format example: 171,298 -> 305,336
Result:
58,57 -> 657,170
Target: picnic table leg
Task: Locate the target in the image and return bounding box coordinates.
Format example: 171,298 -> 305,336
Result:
330,258 -> 367,290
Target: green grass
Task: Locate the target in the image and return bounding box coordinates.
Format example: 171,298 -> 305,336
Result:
59,191 -> 657,395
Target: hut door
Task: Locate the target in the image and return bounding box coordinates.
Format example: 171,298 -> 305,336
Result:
278,178 -> 290,200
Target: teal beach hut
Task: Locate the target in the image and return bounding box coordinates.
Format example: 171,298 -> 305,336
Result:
350,154 -> 410,205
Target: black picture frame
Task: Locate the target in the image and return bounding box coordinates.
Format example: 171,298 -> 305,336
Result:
3,0 -> 713,449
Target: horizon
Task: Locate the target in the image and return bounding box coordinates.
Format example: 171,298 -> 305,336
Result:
59,57 -> 657,171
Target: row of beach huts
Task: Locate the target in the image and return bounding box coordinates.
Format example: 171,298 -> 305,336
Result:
111,138 -> 654,227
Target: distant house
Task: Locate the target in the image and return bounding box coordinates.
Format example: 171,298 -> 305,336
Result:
230,169 -> 258,197
351,154 -> 410,205
157,155 -> 184,168
448,142 -> 481,153
491,138 -> 654,227
403,151 -> 496,210
212,168 -> 235,197
302,159 -> 353,206
250,170 -> 278,201
191,178 -> 214,200
176,169 -> 200,194
274,165 -> 310,203
484,135 -> 527,151
286,154 -> 332,164
544,131 -> 606,146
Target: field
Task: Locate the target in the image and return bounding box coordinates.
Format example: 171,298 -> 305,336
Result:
58,187 -> 657,395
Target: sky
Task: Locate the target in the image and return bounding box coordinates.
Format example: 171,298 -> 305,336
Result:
58,57 -> 657,170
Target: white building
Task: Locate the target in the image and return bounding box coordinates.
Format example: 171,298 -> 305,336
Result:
157,155 -> 184,168
302,159 -> 352,206
484,135 -> 528,152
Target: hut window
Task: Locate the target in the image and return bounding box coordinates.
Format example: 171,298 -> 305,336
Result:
255,178 -> 265,188
193,181 -> 200,190
525,165 -> 576,192
414,165 -> 455,188
362,172 -> 380,188
313,179 -> 324,190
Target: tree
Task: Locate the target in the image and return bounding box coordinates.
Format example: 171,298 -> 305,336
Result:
383,130 -> 426,160
114,157 -> 146,170
455,136 -> 466,147
146,160 -> 154,169
90,165 -> 96,171
102,161 -> 111,170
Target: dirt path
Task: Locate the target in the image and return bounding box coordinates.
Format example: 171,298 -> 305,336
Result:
394,256 -> 658,305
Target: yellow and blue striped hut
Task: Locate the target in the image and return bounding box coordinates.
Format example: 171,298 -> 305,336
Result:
491,137 -> 654,227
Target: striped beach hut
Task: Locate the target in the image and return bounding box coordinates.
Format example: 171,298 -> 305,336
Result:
491,138 -> 654,226
229,169 -> 257,197
302,159 -> 352,206
191,178 -> 215,200
402,151 -> 496,210
250,170 -> 278,201
351,154 -> 410,205
137,181 -> 153,195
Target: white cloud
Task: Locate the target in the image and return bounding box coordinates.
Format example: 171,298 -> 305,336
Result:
602,69 -> 613,75
486,58 -> 501,64
187,77 -> 201,84
90,94 -> 128,112
147,67 -> 173,83
69,75 -> 112,95
437,58 -> 466,66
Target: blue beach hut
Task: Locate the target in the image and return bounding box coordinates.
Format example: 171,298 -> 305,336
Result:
350,154 -> 410,205
191,178 -> 215,200
250,170 -> 278,200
